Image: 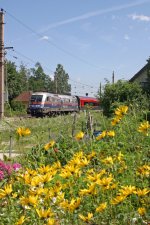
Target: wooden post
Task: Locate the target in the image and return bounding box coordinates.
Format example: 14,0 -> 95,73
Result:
9,134 -> 12,158
72,112 -> 76,137
87,112 -> 93,135
0,10 -> 4,119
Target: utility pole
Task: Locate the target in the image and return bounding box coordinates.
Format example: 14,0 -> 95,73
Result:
0,9 -> 4,119
54,72 -> 57,94
112,71 -> 115,84
99,82 -> 102,99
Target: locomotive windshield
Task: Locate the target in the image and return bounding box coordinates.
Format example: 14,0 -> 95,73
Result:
30,95 -> 43,103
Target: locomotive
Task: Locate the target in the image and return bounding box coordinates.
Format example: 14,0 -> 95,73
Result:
27,92 -> 100,117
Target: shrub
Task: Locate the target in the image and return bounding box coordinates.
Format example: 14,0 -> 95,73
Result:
11,100 -> 26,112
99,80 -> 148,116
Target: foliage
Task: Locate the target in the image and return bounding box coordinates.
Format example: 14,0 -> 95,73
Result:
10,101 -> 26,112
28,62 -> 52,92
52,64 -> 71,94
98,80 -> 147,116
6,61 -> 22,102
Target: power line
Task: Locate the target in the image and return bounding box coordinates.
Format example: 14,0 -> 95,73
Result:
4,8 -> 102,92
5,9 -> 102,70
8,49 -> 99,90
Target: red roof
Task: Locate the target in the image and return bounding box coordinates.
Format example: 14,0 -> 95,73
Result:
14,91 -> 32,102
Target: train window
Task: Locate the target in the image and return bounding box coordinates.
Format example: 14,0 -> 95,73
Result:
52,97 -> 56,102
84,102 -> 94,106
31,95 -> 43,102
46,97 -> 51,102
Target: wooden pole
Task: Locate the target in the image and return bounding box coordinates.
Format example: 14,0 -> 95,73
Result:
0,10 -> 4,119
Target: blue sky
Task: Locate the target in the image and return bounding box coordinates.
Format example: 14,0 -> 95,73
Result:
1,0 -> 150,96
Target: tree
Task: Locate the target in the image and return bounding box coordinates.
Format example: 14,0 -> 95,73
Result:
52,64 -> 71,94
28,62 -> 52,92
6,60 -> 24,102
98,80 -> 147,116
18,63 -> 30,91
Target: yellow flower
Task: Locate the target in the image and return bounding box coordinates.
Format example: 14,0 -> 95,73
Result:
119,185 -> 136,196
79,183 -> 97,196
60,199 -> 69,210
136,164 -> 150,177
69,198 -> 81,212
111,116 -> 122,126
60,198 -> 81,212
101,156 -> 114,165
59,169 -> 72,178
15,216 -> 25,225
44,140 -> 55,150
96,202 -> 107,212
16,127 -> 31,137
116,152 -> 124,162
134,188 -> 149,196
75,131 -> 84,140
46,218 -> 55,225
31,175 -> 42,186
38,165 -> 52,174
138,207 -> 146,216
107,130 -> 115,137
20,195 -> 38,207
20,196 -> 29,207
138,121 -> 150,136
86,170 -> 106,182
0,184 -> 13,198
36,208 -> 54,218
80,156 -> 90,166
111,195 -> 126,205
96,131 -> 106,140
87,150 -> 96,160
96,175 -> 113,189
28,195 -> 38,206
40,173 -> 53,183
79,213 -> 93,222
115,105 -> 128,116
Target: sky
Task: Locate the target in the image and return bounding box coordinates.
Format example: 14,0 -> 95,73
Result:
1,0 -> 150,97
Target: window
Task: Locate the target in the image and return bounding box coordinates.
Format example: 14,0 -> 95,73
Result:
31,95 -> 43,103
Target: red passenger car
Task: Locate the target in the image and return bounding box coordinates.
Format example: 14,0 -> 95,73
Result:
76,96 -> 100,110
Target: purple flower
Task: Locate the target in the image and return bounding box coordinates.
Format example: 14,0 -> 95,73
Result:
12,163 -> 21,171
5,164 -> 13,175
0,170 -> 4,180
0,160 -> 7,170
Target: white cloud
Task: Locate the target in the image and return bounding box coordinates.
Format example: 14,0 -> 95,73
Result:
39,35 -> 49,40
124,34 -> 130,40
129,13 -> 150,21
41,0 -> 150,32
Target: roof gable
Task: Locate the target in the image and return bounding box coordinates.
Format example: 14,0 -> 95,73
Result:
14,91 -> 32,102
129,63 -> 148,82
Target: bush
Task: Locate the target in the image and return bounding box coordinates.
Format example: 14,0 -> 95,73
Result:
99,80 -> 148,116
10,100 -> 26,112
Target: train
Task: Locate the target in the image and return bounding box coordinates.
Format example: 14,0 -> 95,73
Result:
27,92 -> 100,117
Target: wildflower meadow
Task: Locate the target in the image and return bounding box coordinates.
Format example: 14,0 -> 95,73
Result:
0,105 -> 149,225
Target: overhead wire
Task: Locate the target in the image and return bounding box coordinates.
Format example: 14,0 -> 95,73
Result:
4,9 -> 100,94
5,9 -> 102,70
9,49 -> 99,91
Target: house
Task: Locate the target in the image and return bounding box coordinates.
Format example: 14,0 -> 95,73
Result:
13,91 -> 32,109
129,59 -> 150,89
